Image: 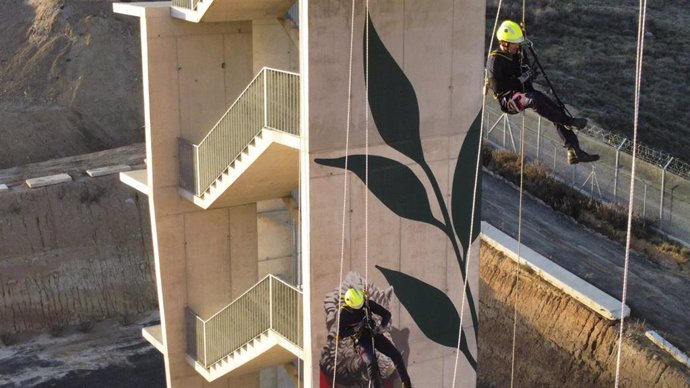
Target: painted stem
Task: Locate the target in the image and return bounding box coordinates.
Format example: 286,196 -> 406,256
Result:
420,162 -> 480,341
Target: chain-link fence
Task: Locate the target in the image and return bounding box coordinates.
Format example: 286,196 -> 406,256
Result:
483,99 -> 690,247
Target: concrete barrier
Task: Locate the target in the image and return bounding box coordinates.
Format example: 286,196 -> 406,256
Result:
645,330 -> 690,368
481,221 -> 630,320
86,164 -> 132,177
25,173 -> 72,188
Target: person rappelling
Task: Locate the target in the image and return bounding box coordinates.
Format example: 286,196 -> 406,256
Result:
486,20 -> 600,165
337,288 -> 413,388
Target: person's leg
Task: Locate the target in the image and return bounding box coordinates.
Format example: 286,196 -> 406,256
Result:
373,335 -> 412,387
556,124 -> 580,149
358,337 -> 382,388
522,91 -> 573,126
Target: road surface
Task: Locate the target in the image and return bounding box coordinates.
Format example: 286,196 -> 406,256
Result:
482,170 -> 690,353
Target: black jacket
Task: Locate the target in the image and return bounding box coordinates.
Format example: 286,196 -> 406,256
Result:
338,300 -> 391,340
486,48 -> 534,97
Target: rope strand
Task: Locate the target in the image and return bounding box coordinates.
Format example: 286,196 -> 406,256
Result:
451,1 -> 505,386
331,1 -> 357,386
509,112 -> 527,388
614,0 -> 647,385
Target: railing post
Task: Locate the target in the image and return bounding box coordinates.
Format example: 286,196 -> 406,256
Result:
269,276 -> 274,330
203,320 -> 207,367
263,69 -> 269,129
193,144 -> 201,196
660,157 -> 673,229
613,139 -> 626,203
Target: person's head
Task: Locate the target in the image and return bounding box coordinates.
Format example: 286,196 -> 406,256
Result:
343,288 -> 365,309
496,20 -> 525,54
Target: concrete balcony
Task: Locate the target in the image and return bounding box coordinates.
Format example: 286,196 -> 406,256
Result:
171,0 -> 294,23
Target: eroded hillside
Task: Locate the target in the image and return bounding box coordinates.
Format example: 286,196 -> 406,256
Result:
0,0 -> 144,168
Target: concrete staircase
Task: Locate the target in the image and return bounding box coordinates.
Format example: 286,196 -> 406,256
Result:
187,330 -> 302,382
179,128 -> 299,209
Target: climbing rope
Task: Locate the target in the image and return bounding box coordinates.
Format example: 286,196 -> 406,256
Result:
331,0 -> 357,386
364,0 -> 371,289
508,2 -> 530,386
509,111 -> 527,388
614,0 -> 648,385
451,1 -> 506,386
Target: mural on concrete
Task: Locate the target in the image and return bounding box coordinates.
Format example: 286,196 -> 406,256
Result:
315,11 -> 482,379
318,272 -> 409,387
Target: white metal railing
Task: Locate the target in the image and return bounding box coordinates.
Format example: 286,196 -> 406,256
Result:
178,68 -> 300,196
171,0 -> 201,10
185,275 -> 303,368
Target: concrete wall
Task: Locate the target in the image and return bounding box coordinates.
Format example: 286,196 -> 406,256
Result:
252,18 -> 299,74
121,4 -> 270,387
307,1 -> 485,386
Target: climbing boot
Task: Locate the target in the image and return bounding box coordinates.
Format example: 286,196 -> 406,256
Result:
575,148 -> 599,163
568,117 -> 588,130
567,147 -> 579,165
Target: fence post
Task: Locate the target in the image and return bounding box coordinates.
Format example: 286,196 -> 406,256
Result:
660,157 -> 673,229
613,139 -> 626,203
643,182 -> 648,219
502,115 -> 507,148
536,116 -> 542,160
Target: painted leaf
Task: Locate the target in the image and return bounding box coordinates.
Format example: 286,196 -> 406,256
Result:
315,155 -> 443,230
365,14 -> 425,164
376,265 -> 477,370
451,111 -> 483,258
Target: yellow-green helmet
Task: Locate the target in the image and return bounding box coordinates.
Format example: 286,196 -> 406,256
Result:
496,20 -> 525,44
344,288 -> 364,309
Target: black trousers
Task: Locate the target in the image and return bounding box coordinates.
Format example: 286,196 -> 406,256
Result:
358,334 -> 412,388
500,90 -> 580,149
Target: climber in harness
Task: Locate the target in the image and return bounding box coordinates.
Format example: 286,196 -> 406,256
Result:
486,20 -> 599,164
337,288 -> 413,388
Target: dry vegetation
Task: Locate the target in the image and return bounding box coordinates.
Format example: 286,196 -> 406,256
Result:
487,0 -> 690,163
482,145 -> 690,271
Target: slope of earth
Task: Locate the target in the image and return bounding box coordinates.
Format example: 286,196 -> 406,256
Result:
0,0 -> 144,168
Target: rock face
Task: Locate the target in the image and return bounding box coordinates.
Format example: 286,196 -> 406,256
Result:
478,243 -> 690,387
0,0 -> 145,168
0,174 -> 156,334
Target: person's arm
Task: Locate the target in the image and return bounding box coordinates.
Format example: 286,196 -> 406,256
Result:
368,300 -> 391,328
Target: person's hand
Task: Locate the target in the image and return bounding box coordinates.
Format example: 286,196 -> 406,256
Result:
518,67 -> 539,84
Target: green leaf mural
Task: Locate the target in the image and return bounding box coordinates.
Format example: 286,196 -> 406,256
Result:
365,14 -> 425,165
314,155 -> 445,231
452,112 -> 483,256
376,265 -> 477,369
317,11 -> 481,373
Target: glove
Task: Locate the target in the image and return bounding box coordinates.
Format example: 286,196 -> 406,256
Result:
517,67 -> 539,84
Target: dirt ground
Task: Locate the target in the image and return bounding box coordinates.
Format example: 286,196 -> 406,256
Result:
0,0 -> 145,168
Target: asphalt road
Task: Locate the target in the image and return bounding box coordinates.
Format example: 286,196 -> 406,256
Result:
481,170 -> 690,354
